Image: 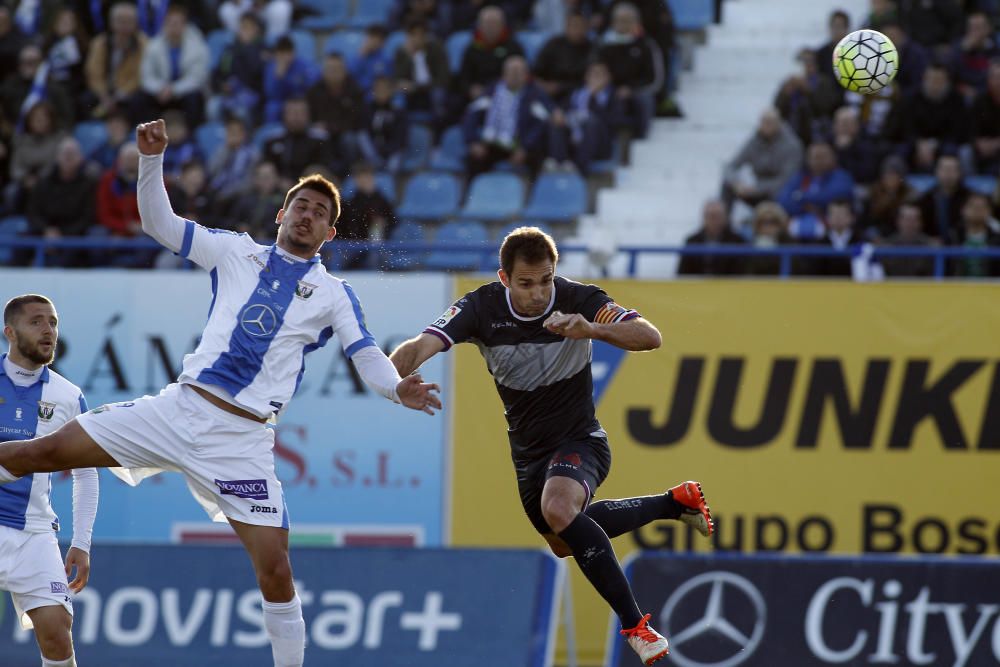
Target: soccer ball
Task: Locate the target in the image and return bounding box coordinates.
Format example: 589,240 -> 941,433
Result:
832,29 -> 898,94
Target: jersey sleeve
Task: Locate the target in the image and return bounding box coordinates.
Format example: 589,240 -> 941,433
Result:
331,280 -> 379,358
423,293 -> 479,350
575,285 -> 641,324
77,393 -> 88,416
177,222 -> 249,271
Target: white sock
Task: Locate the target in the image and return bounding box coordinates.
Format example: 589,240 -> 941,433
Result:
42,654 -> 76,666
263,594 -> 305,667
0,464 -> 19,483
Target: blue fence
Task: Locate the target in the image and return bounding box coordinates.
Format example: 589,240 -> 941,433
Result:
2,237 -> 1000,278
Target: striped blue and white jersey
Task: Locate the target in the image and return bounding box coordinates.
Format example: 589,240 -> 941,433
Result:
138,153 -> 382,418
0,356 -> 87,533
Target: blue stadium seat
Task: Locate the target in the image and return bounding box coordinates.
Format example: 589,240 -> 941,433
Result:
401,124 -> 434,171
340,172 -> 397,203
324,30 -> 365,57
253,122 -> 284,151
446,31 -> 472,72
667,0 -> 714,31
385,30 -> 407,58
288,30 -> 317,60
73,121 -> 108,160
384,220 -> 426,270
965,175 -> 997,196
425,220 -> 490,271
459,172 -> 525,221
397,172 -> 461,220
906,173 -> 937,196
349,0 -> 394,28
298,0 -> 351,30
520,173 -> 587,223
518,31 -> 551,65
428,125 -> 466,172
207,29 -> 233,69
0,216 -> 28,265
195,122 -> 227,160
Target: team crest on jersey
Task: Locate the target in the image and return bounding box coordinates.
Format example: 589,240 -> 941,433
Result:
295,280 -> 317,300
271,280 -> 281,291
14,407 -> 23,421
37,400 -> 56,421
433,305 -> 462,328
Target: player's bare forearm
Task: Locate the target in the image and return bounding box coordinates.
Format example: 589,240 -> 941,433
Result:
592,317 -> 661,351
390,333 -> 444,376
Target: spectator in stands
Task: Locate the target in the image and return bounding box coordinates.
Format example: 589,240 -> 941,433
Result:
1,43 -> 74,131
306,54 -> 365,173
393,18 -> 449,124
867,0 -> 900,29
596,2 -> 662,138
677,200 -> 746,276
971,59 -> 1000,173
881,203 -> 935,277
881,22 -> 930,96
44,6 -> 88,107
208,115 -> 258,208
774,48 -> 843,145
862,154 -> 916,238
138,5 -> 209,125
950,192 -> 1000,276
814,9 -> 850,83
455,5 -> 525,107
27,136 -> 96,261
534,12 -> 594,103
390,0 -> 450,38
601,0 -> 677,110
262,97 -> 332,184
167,160 -> 213,224
949,11 -> 998,95
358,76 -> 408,174
349,25 -> 394,92
896,63 -> 968,173
745,200 -> 793,276
901,0 -> 964,48
89,106 -> 131,169
224,160 -> 285,238
84,1 -> 146,120
160,109 -> 201,181
463,54 -> 553,178
777,141 -> 855,219
917,153 -> 971,240
338,162 -> 398,269
723,107 -> 804,210
96,141 -> 140,237
0,7 -> 27,77
218,0 -> 292,43
263,35 -> 318,123
213,11 -> 266,124
831,105 -> 880,185
547,60 -> 623,174
813,199 -> 864,276
10,101 -> 67,210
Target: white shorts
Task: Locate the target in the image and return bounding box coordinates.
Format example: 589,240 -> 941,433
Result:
77,383 -> 288,528
0,526 -> 73,629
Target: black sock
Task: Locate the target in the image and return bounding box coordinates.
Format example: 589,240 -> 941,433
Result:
558,512 -> 643,628
585,492 -> 682,539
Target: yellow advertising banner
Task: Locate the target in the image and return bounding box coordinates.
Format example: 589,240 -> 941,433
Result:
449,279 -> 1000,665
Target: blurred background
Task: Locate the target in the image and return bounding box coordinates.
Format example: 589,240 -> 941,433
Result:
1,0 -> 999,665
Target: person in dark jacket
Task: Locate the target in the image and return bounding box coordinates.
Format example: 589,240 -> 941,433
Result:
534,12 -> 594,103
262,98 -> 333,183
462,55 -> 553,178
393,18 -> 449,122
899,64 -> 968,172
596,2 -> 663,138
811,199 -> 865,277
26,136 -> 96,267
678,200 -> 746,276
547,61 -> 625,174
213,11 -> 266,124
971,60 -> 1000,173
305,54 -> 366,173
916,154 -> 971,241
949,193 -> 1000,277
455,5 -> 524,106
358,76 -> 408,173
336,162 -> 398,270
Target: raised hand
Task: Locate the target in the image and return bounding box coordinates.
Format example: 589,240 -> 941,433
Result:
136,118 -> 169,156
396,374 -> 443,415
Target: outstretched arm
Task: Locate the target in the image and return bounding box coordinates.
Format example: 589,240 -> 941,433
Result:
543,312 -> 661,351
66,466 -> 98,593
136,119 -> 187,252
352,345 -> 443,415
390,333 -> 447,377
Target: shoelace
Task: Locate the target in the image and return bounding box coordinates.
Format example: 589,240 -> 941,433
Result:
620,613 -> 660,643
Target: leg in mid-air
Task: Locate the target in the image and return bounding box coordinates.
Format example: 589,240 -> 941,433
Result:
27,606 -> 77,666
229,520 -> 304,667
585,481 -> 714,540
0,419 -> 120,482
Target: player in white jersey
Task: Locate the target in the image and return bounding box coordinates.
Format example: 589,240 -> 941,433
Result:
0,119 -> 442,667
1,294 -> 98,667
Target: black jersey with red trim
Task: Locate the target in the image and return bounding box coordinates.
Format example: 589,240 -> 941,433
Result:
423,276 -> 639,462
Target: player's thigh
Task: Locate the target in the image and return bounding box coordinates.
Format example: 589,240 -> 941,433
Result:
542,437 -> 612,510
515,460 -> 555,534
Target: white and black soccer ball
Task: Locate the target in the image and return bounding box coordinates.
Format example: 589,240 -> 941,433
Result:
832,29 -> 899,94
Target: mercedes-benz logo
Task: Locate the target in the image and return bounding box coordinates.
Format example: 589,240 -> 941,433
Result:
658,571 -> 766,667
240,304 -> 277,337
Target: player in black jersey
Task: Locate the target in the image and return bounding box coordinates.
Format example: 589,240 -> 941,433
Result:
391,227 -> 714,665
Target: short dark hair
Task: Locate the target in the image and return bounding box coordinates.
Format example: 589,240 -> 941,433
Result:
4,294 -> 54,326
274,35 -> 295,53
283,174 -> 341,226
830,9 -> 849,24
404,17 -> 428,33
499,227 -> 559,275
827,198 -> 853,213
366,24 -> 388,39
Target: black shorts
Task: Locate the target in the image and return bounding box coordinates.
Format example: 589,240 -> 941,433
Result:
514,435 -> 612,534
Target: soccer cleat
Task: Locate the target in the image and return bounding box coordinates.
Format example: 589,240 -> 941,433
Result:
621,613 -> 669,665
670,480 -> 714,537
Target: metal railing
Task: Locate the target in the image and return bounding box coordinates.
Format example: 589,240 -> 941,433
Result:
2,237 -> 1000,279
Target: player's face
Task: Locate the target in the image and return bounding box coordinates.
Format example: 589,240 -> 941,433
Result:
500,259 -> 555,317
4,303 -> 58,367
276,189 -> 337,254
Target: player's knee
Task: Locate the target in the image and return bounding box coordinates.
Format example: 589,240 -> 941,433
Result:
548,542 -> 573,558
34,617 -> 73,659
256,555 -> 293,596
541,496 -> 578,534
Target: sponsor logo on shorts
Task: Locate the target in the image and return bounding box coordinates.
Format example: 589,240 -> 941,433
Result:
50,582 -> 69,594
549,452 -> 582,469
214,478 -> 269,500
37,400 -> 56,421
250,504 -> 278,514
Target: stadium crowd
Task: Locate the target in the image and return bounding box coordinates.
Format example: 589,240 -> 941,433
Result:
682,0 -> 1000,278
0,0 -> 679,269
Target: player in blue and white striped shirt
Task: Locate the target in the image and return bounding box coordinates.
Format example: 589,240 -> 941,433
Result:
0,119 -> 442,667
1,294 -> 98,667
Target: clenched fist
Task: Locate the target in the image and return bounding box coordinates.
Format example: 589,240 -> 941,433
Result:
136,118 -> 169,156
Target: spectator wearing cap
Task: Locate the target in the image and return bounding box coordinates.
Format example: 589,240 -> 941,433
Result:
862,155 -> 916,238
349,25 -> 394,92
534,12 -> 594,103
263,34 -> 319,123
916,154 -> 972,241
393,18 -> 449,123
896,63 -> 968,173
950,193 -> 1000,276
723,107 -> 803,209
970,60 -> 1000,174
547,60 -> 625,175
881,203 -> 935,277
455,5 -> 525,107
678,200 -> 746,276
138,5 -> 209,125
949,11 -> 998,96
596,2 -> 663,138
777,141 -> 855,219
84,1 -> 146,120
213,11 -> 266,124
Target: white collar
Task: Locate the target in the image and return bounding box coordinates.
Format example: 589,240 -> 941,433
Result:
505,283 -> 557,322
